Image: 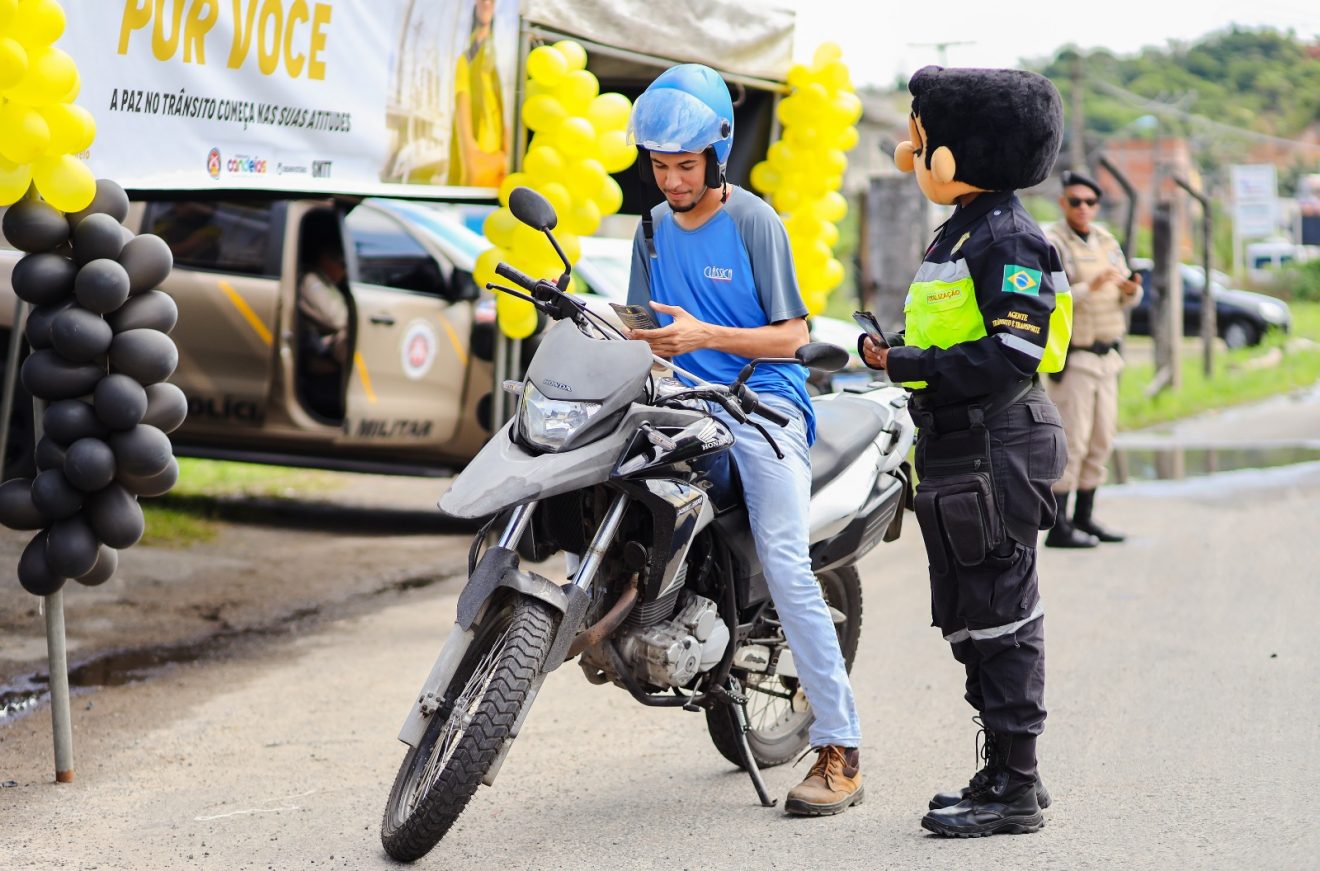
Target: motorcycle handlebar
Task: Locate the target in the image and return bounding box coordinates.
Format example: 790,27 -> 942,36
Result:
495,262 -> 537,294
738,385 -> 790,427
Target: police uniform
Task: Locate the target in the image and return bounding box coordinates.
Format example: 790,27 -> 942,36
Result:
1043,219 -> 1140,514
881,189 -> 1070,765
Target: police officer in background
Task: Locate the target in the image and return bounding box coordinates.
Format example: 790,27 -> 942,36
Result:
1043,170 -> 1142,547
860,66 -> 1069,838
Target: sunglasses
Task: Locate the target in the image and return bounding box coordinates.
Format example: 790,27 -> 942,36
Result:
1067,196 -> 1099,208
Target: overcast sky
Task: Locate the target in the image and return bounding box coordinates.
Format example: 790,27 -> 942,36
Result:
789,0 -> 1319,88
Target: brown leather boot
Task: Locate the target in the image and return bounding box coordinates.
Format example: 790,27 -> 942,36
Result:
784,746 -> 863,816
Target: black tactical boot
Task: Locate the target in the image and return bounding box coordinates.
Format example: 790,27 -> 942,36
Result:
1072,489 -> 1125,542
1044,492 -> 1099,549
922,733 -> 1045,838
928,724 -> 1051,810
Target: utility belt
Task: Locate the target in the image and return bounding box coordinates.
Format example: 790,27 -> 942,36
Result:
1069,339 -> 1121,356
909,377 -> 1034,438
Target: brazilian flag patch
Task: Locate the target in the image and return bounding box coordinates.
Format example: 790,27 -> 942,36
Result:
1002,265 -> 1042,295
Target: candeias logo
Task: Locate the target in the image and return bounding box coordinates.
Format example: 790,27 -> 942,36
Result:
206,148 -> 221,179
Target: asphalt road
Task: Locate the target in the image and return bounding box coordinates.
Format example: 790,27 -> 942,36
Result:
3,454 -> 1318,870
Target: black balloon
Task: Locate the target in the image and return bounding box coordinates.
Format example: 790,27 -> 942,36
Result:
67,179 -> 130,229
43,399 -> 107,444
118,234 -> 173,294
109,424 -> 172,477
65,437 -> 117,491
31,468 -> 83,519
118,455 -> 178,497
75,544 -> 118,587
23,300 -> 73,351
50,306 -> 113,362
46,514 -> 100,578
18,531 -> 66,596
72,213 -> 126,265
107,290 -> 178,334
86,483 -> 144,549
73,259 -> 131,314
109,329 -> 177,385
142,382 -> 188,433
35,436 -> 67,471
12,252 -> 77,306
2,199 -> 69,253
0,477 -> 45,530
93,373 -> 148,430
22,350 -> 105,401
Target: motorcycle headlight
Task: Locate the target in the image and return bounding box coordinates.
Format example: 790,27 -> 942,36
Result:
519,382 -> 603,452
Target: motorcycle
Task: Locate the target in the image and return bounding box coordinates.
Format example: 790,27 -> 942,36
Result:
380,188 -> 916,862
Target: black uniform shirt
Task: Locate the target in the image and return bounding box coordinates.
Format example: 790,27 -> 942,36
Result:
885,190 -> 1065,402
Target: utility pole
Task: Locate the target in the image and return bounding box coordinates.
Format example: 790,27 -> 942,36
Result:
907,41 -> 974,67
1069,52 -> 1086,171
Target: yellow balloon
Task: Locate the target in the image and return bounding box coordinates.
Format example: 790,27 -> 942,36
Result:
812,42 -> 844,69
0,0 -> 16,29
10,0 -> 65,45
556,116 -> 597,157
527,44 -> 568,87
834,126 -> 859,152
40,102 -> 95,154
538,181 -> 572,220
473,245 -> 507,291
767,140 -> 797,169
821,258 -> 845,291
832,91 -> 863,126
749,160 -> 781,194
786,63 -> 810,90
0,154 -> 32,206
773,187 -> 803,214
821,60 -> 852,93
554,40 -> 588,72
565,198 -> 602,236
521,94 -> 567,133
820,221 -> 840,249
814,190 -> 848,224
557,231 -> 581,265
565,157 -> 607,200
0,37 -> 28,89
555,69 -> 599,116
482,207 -> 518,249
523,145 -> 565,183
784,125 -> 822,151
496,290 -> 538,339
597,129 -> 636,174
8,45 -> 77,106
31,154 -> 94,212
594,176 -> 623,216
822,148 -> 848,177
498,171 -> 533,206
586,92 -> 631,133
0,101 -> 50,163
775,96 -> 805,129
512,222 -> 558,266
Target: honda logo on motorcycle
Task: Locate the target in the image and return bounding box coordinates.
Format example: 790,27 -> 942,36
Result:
542,378 -> 572,393
703,266 -> 734,282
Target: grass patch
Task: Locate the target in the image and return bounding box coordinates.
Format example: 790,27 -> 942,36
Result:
139,459 -> 344,548
1119,302 -> 1320,430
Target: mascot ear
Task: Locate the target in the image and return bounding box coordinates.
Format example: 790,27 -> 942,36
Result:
931,146 -> 957,185
894,141 -> 916,174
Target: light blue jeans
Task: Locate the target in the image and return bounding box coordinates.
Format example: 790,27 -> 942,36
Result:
714,396 -> 862,749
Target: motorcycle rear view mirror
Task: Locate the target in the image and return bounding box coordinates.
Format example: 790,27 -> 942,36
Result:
795,342 -> 849,372
509,187 -> 558,232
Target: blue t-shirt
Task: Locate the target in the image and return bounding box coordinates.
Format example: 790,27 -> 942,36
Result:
628,187 -> 815,442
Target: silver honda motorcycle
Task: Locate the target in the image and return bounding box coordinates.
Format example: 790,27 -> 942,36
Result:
381,188 -> 915,862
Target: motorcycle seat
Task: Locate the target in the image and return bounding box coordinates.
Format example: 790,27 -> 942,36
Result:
809,395 -> 889,494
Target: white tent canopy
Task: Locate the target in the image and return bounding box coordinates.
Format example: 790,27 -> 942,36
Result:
522,0 -> 795,86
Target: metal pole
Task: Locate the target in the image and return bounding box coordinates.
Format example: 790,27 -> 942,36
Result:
1174,176 -> 1214,378
44,587 -> 75,782
0,299 -> 29,472
491,332 -> 509,433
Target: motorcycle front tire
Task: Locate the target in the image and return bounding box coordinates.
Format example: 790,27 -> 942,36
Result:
381,595 -> 556,863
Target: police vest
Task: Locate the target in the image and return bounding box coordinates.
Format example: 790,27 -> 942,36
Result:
900,259 -> 1072,390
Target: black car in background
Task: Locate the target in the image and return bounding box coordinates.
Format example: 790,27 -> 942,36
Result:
1128,259 -> 1292,349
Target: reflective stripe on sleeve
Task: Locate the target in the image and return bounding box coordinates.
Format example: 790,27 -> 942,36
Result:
913,259 -> 973,284
995,332 -> 1046,360
1051,271 -> 1071,295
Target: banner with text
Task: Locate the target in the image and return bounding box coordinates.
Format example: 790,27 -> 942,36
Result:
63,0 -> 520,197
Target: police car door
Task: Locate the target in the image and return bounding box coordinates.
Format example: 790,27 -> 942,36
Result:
336,204 -> 472,447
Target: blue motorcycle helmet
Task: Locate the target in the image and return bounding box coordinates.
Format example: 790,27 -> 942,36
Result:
628,63 -> 734,192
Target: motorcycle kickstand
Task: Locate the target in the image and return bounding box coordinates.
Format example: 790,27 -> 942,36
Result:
725,680 -> 777,808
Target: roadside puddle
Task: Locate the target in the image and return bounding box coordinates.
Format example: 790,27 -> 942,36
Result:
1111,445 -> 1320,482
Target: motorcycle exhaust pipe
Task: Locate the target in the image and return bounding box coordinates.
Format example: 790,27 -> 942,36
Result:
567,574 -> 638,659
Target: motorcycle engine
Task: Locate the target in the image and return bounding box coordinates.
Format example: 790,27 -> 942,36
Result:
581,591 -> 730,690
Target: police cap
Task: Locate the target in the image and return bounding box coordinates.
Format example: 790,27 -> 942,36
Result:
1061,170 -> 1102,199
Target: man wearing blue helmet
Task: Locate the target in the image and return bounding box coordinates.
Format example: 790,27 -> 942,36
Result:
626,63 -> 863,816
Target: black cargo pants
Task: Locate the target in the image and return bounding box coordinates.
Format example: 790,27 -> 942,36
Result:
912,385 -> 1066,740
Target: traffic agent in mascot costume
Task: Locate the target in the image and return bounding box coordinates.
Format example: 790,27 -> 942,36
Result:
859,65 -> 1071,838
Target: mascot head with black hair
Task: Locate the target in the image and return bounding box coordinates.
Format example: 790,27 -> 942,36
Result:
894,65 -> 1063,205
